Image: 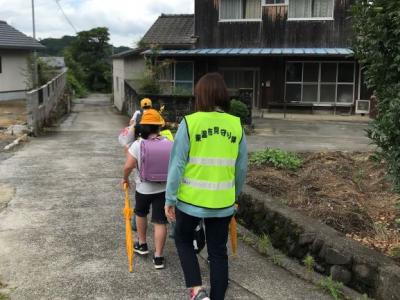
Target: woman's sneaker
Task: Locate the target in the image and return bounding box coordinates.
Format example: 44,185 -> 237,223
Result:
134,242 -> 149,255
153,256 -> 165,269
190,288 -> 210,300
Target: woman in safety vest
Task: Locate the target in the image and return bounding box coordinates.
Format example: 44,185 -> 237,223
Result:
165,73 -> 248,300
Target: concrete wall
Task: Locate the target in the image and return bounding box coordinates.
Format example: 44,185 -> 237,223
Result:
112,58 -> 125,111
0,50 -> 30,95
112,55 -> 145,112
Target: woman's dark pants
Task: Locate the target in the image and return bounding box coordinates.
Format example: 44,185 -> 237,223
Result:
174,208 -> 232,300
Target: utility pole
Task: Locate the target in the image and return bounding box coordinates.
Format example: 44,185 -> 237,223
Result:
31,0 -> 38,88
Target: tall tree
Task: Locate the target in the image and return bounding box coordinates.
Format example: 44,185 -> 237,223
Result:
65,27 -> 112,92
353,0 -> 400,191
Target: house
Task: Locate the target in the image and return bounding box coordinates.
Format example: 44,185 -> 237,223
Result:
141,0 -> 372,115
111,14 -> 195,114
0,20 -> 45,101
39,57 -> 66,70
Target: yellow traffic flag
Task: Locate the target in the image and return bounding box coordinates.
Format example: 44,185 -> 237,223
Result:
123,184 -> 134,272
229,216 -> 238,256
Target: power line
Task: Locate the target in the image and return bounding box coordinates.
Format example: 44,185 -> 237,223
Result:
54,0 -> 78,33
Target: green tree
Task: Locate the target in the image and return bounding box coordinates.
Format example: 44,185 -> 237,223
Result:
352,0 -> 400,191
65,27 -> 112,92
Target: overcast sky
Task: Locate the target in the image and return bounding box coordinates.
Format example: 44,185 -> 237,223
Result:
0,0 -> 194,47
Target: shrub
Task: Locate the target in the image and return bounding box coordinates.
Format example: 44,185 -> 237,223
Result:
229,99 -> 249,123
137,75 -> 161,95
67,71 -> 88,98
249,148 -> 302,170
353,1 -> 400,193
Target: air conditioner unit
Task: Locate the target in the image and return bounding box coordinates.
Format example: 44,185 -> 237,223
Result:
355,100 -> 370,114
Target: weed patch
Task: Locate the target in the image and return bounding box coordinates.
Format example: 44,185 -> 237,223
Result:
249,148 -> 302,170
319,276 -> 344,300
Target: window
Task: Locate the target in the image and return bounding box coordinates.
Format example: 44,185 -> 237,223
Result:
263,0 -> 286,5
220,0 -> 261,21
285,61 -> 355,104
116,77 -> 119,92
0,56 -> 2,73
158,61 -> 194,95
288,0 -> 334,20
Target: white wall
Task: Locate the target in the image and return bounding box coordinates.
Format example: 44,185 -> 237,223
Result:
112,55 -> 145,112
113,58 -> 125,111
124,56 -> 145,81
0,50 -> 30,93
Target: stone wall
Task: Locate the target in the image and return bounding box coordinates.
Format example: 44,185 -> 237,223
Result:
238,185 -> 400,300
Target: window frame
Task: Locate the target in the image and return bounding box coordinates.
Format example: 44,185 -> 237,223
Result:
158,60 -> 194,95
219,0 -> 263,23
219,67 -> 260,108
284,61 -> 356,105
262,0 -> 288,7
287,0 -> 335,21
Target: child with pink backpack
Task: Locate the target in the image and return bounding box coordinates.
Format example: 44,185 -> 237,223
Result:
122,109 -> 173,269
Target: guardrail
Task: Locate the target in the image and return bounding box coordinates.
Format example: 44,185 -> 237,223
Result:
26,69 -> 68,135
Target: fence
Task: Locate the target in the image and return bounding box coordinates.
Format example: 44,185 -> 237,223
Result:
26,69 -> 68,135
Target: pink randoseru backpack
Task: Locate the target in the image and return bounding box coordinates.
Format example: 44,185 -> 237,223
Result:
140,137 -> 173,182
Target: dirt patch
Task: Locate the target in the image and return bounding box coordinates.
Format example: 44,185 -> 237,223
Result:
0,100 -> 27,128
248,151 -> 400,262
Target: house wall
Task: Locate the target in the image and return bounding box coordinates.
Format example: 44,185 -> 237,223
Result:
187,55 -> 358,109
112,58 -> 125,111
195,0 -> 354,48
0,50 -> 30,100
112,56 -> 145,112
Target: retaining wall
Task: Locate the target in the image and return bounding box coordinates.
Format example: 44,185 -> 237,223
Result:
238,185 -> 400,300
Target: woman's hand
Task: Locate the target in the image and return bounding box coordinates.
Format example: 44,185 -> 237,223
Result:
164,205 -> 176,221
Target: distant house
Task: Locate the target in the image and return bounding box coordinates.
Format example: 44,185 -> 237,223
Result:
140,0 -> 372,115
39,57 -> 66,70
111,14 -> 195,114
0,20 -> 45,101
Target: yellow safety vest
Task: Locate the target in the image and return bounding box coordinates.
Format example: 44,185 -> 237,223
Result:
160,129 -> 174,141
178,112 -> 243,209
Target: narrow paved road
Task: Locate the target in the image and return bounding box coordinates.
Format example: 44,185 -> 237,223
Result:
0,94 -> 331,299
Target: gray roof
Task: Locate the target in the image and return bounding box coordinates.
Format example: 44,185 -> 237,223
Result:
141,14 -> 195,48
111,48 -> 142,59
143,48 -> 354,57
0,20 -> 45,50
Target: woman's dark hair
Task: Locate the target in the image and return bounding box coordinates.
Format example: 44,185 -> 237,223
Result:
194,72 -> 230,112
140,124 -> 160,139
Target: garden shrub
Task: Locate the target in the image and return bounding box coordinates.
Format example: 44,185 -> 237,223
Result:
230,99 -> 249,123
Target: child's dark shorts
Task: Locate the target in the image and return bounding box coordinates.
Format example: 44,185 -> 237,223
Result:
135,191 -> 168,224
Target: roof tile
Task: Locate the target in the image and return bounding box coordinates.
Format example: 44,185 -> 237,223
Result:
0,21 -> 45,50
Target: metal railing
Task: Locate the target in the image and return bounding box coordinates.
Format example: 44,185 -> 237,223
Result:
26,69 -> 67,135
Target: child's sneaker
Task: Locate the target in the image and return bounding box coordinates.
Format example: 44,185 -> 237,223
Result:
134,241 -> 149,255
190,288 -> 210,300
153,256 -> 165,269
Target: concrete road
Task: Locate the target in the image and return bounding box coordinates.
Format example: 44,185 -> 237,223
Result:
248,118 -> 372,152
0,94 -> 331,299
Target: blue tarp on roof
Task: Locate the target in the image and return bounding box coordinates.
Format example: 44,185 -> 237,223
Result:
142,48 -> 354,57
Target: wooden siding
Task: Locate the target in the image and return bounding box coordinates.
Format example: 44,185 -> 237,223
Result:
195,0 -> 355,48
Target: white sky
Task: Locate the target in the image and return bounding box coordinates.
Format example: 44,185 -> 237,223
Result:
0,0 -> 194,47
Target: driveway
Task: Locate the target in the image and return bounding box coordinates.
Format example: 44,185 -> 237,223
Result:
0,94 -> 334,299
247,118 -> 372,152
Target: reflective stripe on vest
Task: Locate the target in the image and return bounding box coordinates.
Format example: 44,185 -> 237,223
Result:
177,112 -> 242,209
182,178 -> 235,190
188,157 -> 236,167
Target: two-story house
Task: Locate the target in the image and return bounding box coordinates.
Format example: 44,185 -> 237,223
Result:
142,0 -> 371,114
